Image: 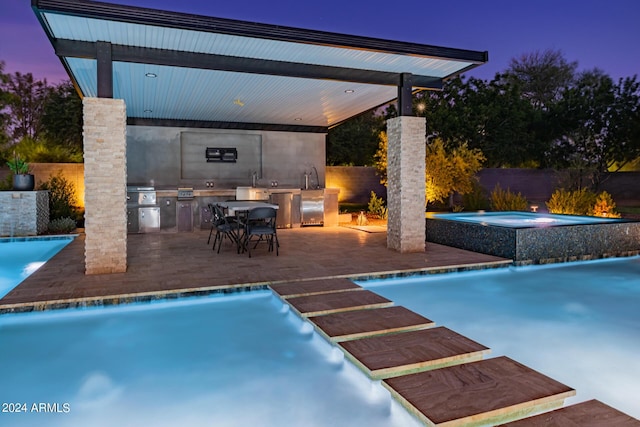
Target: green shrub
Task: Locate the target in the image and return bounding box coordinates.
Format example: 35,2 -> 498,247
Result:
490,184 -> 528,211
367,191 -> 388,219
546,188 -> 596,215
462,180 -> 489,211
38,171 -> 78,221
48,217 -> 77,234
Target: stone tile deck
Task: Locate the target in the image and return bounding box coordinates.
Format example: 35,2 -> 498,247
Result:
0,226 -> 512,312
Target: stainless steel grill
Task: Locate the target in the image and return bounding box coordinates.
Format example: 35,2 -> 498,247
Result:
126,186 -> 160,233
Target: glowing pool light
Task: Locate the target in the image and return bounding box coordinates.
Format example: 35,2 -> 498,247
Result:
525,217 -> 558,224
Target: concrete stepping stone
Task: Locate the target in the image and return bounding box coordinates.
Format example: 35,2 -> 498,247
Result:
270,278 -> 361,298
339,326 -> 490,379
286,290 -> 392,317
383,356 -> 575,427
497,399 -> 640,426
309,305 -> 435,342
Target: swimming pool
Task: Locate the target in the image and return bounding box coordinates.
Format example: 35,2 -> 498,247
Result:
0,236 -> 74,299
426,211 -> 640,263
359,256 -> 640,419
0,291 -> 422,427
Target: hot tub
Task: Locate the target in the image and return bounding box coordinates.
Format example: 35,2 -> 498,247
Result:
426,211 -> 640,264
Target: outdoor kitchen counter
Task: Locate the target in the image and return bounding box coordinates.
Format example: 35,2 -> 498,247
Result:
155,188 -> 308,197
155,189 -> 235,197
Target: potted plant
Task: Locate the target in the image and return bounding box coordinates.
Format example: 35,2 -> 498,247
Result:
6,154 -> 35,191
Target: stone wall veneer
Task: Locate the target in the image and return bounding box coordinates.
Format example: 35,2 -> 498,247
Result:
83,98 -> 127,274
386,116 -> 426,253
0,191 -> 49,236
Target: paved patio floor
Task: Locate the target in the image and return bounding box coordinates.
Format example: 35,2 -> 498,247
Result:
0,226 -> 511,312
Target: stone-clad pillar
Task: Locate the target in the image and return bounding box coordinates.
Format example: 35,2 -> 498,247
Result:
83,98 -> 127,274
386,116 -> 426,253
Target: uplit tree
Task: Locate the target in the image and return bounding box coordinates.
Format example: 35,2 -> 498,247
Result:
374,134 -> 484,207
373,131 -> 388,185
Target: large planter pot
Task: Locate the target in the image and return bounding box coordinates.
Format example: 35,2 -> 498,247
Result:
13,174 -> 35,191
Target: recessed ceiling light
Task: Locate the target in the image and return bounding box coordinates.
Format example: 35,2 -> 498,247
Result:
145,73 -> 157,78
294,117 -> 303,121
344,89 -> 355,93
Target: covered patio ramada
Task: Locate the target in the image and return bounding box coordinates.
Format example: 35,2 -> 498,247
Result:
32,0 -> 488,274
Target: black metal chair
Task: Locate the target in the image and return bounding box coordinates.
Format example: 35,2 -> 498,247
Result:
211,204 -> 242,254
206,203 -> 217,245
243,207 -> 279,258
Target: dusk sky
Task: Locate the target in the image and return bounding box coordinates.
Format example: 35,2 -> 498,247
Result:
1,0 -> 639,85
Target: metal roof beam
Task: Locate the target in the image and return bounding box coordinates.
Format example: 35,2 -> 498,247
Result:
34,0 -> 488,64
127,117 -> 328,133
53,39 -> 444,89
96,41 -> 113,98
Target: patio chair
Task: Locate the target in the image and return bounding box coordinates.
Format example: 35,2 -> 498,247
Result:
211,204 -> 242,254
207,203 -> 217,245
243,207 -> 279,258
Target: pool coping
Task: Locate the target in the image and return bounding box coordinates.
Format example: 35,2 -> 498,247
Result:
0,260 -> 512,315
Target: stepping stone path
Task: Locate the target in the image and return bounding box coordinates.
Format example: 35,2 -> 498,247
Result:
270,278 -> 639,426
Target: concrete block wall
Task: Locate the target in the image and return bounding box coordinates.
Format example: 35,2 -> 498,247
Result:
326,166 -> 387,204
83,98 -> 127,274
386,116 -> 426,253
30,163 -> 85,207
126,126 -> 326,189
0,191 -> 49,236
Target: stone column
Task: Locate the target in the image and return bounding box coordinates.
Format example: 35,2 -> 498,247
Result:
83,98 -> 127,274
386,116 -> 426,253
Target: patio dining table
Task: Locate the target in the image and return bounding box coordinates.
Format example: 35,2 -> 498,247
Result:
218,201 -> 279,216
217,201 -> 279,253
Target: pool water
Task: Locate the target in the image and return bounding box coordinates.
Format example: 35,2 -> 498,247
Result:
359,256 -> 640,419
430,211 -> 626,228
0,237 -> 74,299
0,292 -> 422,427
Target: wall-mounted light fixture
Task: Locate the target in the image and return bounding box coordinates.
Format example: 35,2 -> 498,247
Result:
145,72 -> 157,78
